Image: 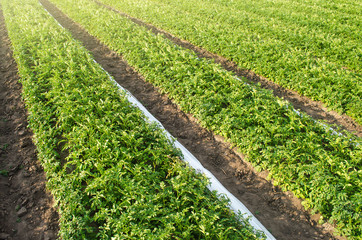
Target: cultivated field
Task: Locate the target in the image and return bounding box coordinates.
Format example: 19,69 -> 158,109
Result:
96,0 -> 362,125
1,0 -> 361,239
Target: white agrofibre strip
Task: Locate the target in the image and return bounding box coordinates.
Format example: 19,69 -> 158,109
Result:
112,80 -> 276,240
39,1 -> 275,239
109,75 -> 276,240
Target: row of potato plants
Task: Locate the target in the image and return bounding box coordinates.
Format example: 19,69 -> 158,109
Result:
96,0 -> 361,125
2,0 -> 264,239
100,0 -> 361,69
49,0 -> 361,238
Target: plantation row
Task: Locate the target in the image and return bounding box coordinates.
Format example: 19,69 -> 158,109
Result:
47,0 -> 362,238
2,0 -> 266,238
97,0 -> 362,124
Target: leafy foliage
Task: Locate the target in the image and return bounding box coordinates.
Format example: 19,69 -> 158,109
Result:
99,0 -> 361,124
2,0 -> 263,239
48,0 -> 362,238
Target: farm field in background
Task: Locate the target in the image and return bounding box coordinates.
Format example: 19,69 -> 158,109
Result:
1,0 -> 361,239
98,0 -> 362,125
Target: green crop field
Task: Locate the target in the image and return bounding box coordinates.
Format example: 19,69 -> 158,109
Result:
2,0 -> 361,239
98,0 -> 362,125
2,0 -> 265,238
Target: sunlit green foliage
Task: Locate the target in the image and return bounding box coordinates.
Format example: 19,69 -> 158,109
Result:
98,0 -> 361,124
2,0 -> 264,239
48,0 -> 361,238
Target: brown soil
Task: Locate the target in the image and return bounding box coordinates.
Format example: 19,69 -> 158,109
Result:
0,4 -> 59,240
39,0 -> 346,239
94,0 -> 362,138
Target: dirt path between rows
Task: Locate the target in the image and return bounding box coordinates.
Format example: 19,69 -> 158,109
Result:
94,0 -> 362,138
40,0 -> 345,239
0,3 -> 59,240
